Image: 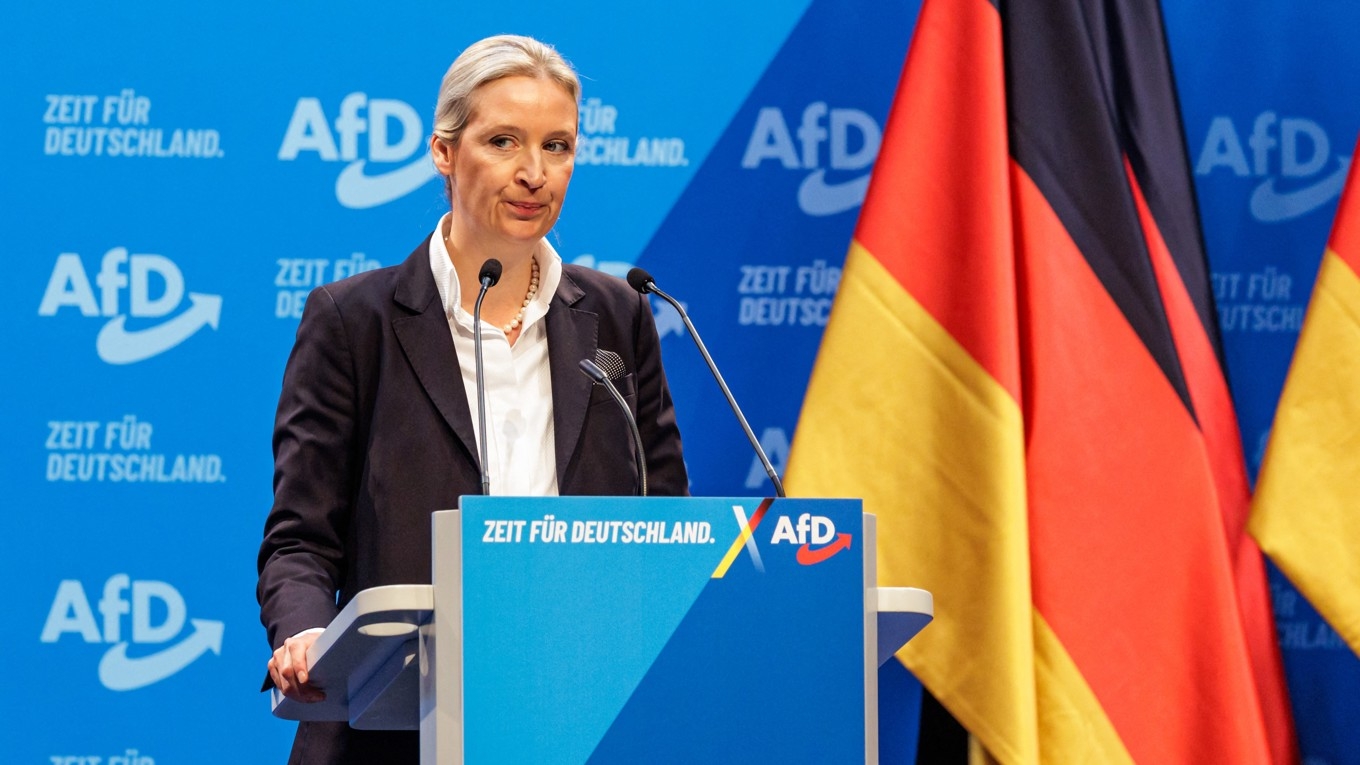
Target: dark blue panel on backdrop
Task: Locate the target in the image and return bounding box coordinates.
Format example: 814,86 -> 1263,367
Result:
639,0 -> 918,497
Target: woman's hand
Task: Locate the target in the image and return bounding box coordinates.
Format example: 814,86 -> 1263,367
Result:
268,631 -> 326,702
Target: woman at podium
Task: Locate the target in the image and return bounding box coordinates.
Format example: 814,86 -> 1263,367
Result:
257,34 -> 688,764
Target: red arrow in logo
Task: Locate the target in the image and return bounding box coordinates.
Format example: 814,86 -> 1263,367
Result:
796,533 -> 852,565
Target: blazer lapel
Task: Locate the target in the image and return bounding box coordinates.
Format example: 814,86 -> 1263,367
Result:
546,270 -> 597,489
389,240 -> 482,471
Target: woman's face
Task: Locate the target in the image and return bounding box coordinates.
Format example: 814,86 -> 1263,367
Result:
433,75 -> 577,249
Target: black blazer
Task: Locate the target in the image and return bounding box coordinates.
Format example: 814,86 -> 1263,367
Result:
257,238 -> 687,764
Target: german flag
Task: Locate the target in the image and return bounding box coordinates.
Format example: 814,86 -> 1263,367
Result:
1251,138 -> 1360,659
786,0 -> 1296,762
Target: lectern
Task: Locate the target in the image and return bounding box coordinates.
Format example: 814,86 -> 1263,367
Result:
272,497 -> 932,764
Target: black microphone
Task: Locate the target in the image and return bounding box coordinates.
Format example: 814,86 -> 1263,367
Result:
579,357 -> 648,497
473,259 -> 502,495
627,267 -> 786,498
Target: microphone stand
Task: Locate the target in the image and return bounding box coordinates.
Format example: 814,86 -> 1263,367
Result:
473,259 -> 502,495
628,268 -> 785,498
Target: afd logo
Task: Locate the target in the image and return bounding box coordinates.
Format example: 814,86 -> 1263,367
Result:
1195,112 -> 1352,223
716,501 -> 853,578
40,574 -> 224,691
770,512 -> 853,565
741,102 -> 882,217
38,248 -> 222,364
279,93 -> 438,209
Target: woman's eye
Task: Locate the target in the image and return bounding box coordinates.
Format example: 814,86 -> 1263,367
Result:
546,139 -> 572,153
490,136 -> 515,149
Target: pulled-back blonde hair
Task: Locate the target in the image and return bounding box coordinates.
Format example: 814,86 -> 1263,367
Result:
432,34 -> 580,147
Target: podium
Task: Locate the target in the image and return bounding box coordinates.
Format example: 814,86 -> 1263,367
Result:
272,497 -> 932,764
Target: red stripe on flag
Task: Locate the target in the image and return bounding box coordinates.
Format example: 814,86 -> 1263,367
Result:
855,0 -> 1017,400
1125,157 -> 1296,763
1014,161 -> 1274,764
1329,143 -> 1360,273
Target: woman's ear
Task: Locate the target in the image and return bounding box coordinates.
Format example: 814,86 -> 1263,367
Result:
430,134 -> 455,175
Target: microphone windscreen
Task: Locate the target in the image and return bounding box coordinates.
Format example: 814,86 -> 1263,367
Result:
479,259 -> 503,286
626,267 -> 655,294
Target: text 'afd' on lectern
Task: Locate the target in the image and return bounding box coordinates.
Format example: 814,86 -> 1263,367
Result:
272,496 -> 933,764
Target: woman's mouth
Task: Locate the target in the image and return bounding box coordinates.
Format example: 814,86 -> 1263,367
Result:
507,201 -> 545,216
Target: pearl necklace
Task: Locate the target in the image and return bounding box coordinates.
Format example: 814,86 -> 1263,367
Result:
502,257 -> 540,333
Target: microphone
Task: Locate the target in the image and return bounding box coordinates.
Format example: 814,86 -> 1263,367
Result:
579,357 -> 648,497
627,267 -> 786,498
473,259 -> 502,495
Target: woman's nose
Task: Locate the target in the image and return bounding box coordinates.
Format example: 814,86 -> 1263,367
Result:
517,150 -> 546,189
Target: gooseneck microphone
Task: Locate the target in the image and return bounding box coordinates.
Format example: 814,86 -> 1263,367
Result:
473,259 -> 502,495
627,267 -> 786,498
579,358 -> 648,497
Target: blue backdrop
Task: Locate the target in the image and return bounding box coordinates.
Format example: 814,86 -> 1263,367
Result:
3,1 -> 1357,762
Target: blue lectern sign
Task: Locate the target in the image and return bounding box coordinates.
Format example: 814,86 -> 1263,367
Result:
459,496 -> 865,764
